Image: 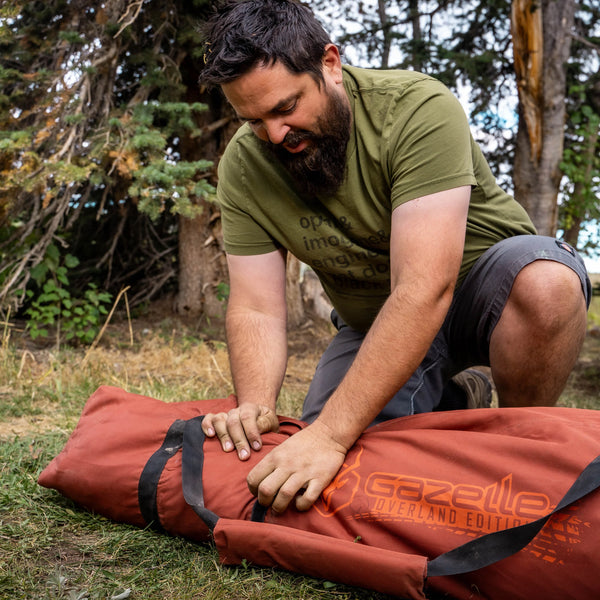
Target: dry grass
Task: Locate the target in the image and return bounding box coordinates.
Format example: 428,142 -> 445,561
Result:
0,303 -> 335,440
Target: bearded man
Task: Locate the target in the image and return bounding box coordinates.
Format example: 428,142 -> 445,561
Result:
199,0 -> 591,513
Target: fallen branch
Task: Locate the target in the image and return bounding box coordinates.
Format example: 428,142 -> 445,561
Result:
81,285 -> 131,366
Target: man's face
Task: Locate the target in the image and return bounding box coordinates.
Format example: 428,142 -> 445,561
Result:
222,49 -> 352,196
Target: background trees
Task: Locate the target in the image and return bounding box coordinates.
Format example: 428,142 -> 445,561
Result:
1,0 -> 599,332
0,0 -> 235,324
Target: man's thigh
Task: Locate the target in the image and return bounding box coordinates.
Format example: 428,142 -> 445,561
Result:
301,317 -> 364,423
445,235 -> 591,368
301,312 -> 447,423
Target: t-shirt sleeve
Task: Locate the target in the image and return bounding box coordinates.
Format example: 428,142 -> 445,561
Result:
386,80 -> 477,210
216,133 -> 281,256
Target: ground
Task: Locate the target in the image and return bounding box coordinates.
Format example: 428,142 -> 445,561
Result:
1,291 -> 599,600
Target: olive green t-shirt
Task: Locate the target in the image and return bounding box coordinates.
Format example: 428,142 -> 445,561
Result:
217,65 -> 536,332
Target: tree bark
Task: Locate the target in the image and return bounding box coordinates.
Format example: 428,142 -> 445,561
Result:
175,205 -> 227,318
512,0 -> 575,236
286,254 -> 305,329
174,72 -> 238,318
377,0 -> 392,69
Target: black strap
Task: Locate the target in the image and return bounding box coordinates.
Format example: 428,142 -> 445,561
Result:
182,416 -> 269,527
138,419 -> 186,530
181,415 -> 219,530
251,499 -> 269,522
428,453 -> 600,577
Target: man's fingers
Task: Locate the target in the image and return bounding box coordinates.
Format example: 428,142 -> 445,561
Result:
256,409 -> 279,434
202,405 -> 278,460
272,474 -> 309,513
247,460 -> 269,498
239,411 -> 263,452
249,468 -> 318,513
225,410 -> 253,460
295,479 -> 323,512
248,466 -> 304,513
201,414 -> 217,437
247,408 -> 279,451
201,412 -> 229,444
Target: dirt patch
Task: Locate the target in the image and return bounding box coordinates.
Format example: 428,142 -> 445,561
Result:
0,413 -> 71,439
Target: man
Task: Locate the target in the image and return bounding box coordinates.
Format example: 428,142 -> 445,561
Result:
199,0 -> 591,514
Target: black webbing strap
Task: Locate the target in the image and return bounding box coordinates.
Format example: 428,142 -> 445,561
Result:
181,416 -> 219,531
182,416 -> 269,526
181,419 -> 303,525
428,453 -> 600,577
250,499 -> 269,522
138,419 -> 186,531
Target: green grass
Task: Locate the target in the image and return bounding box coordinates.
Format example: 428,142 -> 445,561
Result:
1,430 -> 386,599
1,304 -> 599,599
0,323 -> 389,600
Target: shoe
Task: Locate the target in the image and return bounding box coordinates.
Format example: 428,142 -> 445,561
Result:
451,369 -> 493,409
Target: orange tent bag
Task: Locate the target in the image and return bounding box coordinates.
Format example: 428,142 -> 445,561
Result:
39,386 -> 600,599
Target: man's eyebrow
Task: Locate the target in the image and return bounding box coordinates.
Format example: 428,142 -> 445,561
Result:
237,93 -> 300,122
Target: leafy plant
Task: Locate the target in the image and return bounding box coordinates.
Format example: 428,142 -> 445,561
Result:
24,244 -> 112,346
215,281 -> 230,303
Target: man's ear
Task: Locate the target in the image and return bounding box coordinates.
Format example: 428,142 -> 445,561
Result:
322,44 -> 343,84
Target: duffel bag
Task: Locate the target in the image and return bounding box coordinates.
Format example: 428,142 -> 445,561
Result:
39,385 -> 600,599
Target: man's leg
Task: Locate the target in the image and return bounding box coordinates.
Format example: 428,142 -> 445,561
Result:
302,312 -> 452,424
301,313 -> 364,423
489,259 -> 588,407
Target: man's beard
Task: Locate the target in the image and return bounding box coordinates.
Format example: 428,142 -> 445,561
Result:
265,89 -> 352,197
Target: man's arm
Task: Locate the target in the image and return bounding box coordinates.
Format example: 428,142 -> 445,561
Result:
247,186 -> 471,512
202,247 -> 288,459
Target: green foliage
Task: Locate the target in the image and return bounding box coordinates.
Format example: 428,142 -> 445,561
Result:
215,281 -> 230,303
104,100 -> 216,220
24,244 -> 112,346
559,78 -> 600,255
0,0 -> 221,310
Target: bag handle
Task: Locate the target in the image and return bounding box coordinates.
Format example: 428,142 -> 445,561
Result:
427,453 -> 600,577
181,416 -> 220,530
138,418 -> 187,531
181,417 -> 301,529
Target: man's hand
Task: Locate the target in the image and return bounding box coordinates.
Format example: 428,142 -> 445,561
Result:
202,404 -> 279,460
247,420 -> 348,513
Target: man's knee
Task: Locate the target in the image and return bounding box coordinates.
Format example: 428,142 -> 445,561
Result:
504,259 -> 587,338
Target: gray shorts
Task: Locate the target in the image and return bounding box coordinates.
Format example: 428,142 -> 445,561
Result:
301,235 -> 591,424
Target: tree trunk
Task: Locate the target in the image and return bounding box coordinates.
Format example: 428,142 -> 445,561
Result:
174,203 -> 227,318
377,0 -> 392,69
511,0 -> 575,236
286,254 -> 305,329
174,68 -> 239,318
407,0 -> 424,71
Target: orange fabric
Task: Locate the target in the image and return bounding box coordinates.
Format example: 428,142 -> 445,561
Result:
215,519 -> 428,599
39,386 -> 600,599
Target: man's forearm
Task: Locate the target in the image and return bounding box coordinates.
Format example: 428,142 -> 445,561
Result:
316,282 -> 454,450
226,304 -> 288,411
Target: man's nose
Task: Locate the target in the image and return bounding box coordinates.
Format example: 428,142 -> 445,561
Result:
263,119 -> 290,145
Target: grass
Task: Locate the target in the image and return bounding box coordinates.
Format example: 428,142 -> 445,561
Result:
1,295 -> 599,599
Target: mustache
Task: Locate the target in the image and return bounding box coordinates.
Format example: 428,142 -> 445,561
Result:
280,130 -> 318,148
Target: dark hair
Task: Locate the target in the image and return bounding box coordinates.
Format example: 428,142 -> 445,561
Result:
200,0 -> 332,87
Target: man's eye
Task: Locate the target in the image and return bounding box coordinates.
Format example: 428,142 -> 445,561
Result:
279,102 -> 297,115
